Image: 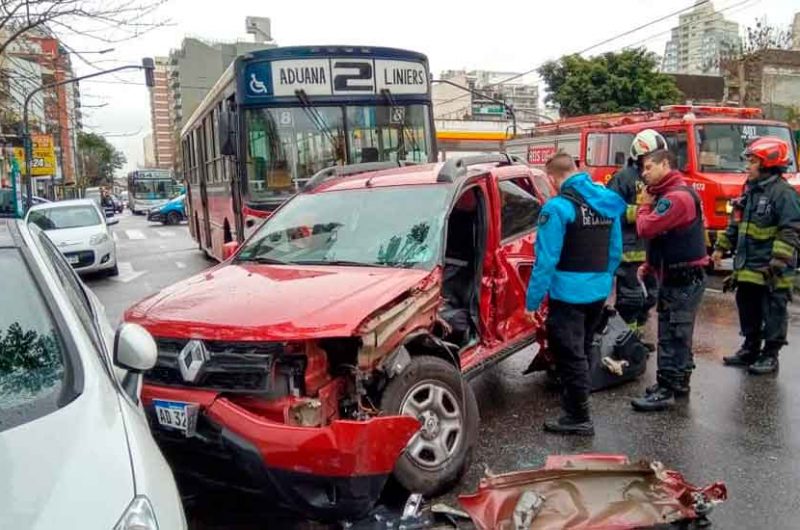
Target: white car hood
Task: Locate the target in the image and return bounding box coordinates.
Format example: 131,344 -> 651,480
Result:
0,380 -> 134,529
43,225 -> 104,249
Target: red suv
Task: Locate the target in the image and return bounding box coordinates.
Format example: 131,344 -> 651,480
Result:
125,155 -> 553,519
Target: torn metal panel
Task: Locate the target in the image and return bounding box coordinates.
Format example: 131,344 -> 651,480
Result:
357,274 -> 442,368
459,455 -> 727,530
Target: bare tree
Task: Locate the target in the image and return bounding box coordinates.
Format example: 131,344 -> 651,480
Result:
0,0 -> 169,57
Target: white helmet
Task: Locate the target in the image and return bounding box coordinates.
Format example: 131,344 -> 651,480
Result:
630,129 -> 667,159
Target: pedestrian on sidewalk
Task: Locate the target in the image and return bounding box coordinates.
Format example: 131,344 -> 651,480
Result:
631,149 -> 708,412
713,137 -> 800,374
607,130 -> 664,344
526,152 -> 625,435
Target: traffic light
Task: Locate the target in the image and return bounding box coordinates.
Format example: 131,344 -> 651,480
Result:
142,58 -> 155,88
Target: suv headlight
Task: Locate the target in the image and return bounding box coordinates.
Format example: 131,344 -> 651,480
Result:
90,233 -> 109,245
114,496 -> 159,530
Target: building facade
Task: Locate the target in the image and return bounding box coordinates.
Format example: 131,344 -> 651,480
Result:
662,1 -> 740,75
433,70 -> 539,122
792,12 -> 800,51
167,36 -> 276,178
148,57 -> 174,169
142,133 -> 156,167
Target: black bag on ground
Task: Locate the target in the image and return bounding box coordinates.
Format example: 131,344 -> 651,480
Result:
588,306 -> 649,392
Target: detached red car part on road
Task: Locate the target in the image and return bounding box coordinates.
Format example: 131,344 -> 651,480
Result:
127,156 -> 554,519
459,454 -> 728,530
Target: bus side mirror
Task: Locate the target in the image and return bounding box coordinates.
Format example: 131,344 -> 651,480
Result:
220,110 -> 237,156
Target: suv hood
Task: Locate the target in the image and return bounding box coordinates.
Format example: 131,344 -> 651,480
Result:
126,263 -> 436,340
41,225 -> 103,248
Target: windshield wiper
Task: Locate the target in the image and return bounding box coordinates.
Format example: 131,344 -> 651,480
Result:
291,259 -> 379,267
295,89 -> 338,148
236,256 -> 287,265
380,89 -> 421,160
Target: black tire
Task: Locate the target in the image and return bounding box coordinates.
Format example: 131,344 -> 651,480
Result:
107,263 -> 119,277
380,355 -> 479,497
166,211 -> 181,225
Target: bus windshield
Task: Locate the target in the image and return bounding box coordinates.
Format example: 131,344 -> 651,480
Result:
132,179 -> 173,200
696,124 -> 797,173
245,104 -> 432,202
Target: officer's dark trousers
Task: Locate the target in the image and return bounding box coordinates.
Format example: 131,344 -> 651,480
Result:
656,271 -> 706,386
615,262 -> 658,330
547,299 -> 605,417
736,282 -> 790,354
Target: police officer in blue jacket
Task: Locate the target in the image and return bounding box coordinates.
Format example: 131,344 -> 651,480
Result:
527,152 -> 626,436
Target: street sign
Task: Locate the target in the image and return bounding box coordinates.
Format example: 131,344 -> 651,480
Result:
14,134 -> 56,176
473,105 -> 505,115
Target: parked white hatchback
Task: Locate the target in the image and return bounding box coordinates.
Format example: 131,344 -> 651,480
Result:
25,199 -> 119,276
0,218 -> 186,530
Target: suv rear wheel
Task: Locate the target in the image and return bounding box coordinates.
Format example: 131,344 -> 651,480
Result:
380,355 -> 479,496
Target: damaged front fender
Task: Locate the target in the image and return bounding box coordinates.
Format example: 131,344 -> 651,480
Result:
459,454 -> 727,530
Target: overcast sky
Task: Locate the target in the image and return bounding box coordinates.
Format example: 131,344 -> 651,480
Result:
65,0 -> 798,175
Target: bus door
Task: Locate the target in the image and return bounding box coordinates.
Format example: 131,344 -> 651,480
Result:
197,123 -> 213,249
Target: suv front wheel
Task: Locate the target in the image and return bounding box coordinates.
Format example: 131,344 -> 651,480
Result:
380,355 -> 479,496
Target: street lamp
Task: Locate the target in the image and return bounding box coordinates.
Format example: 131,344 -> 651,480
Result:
22,58 -> 156,209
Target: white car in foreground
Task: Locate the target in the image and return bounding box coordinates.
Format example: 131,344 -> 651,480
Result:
0,218 -> 186,530
25,199 -> 119,276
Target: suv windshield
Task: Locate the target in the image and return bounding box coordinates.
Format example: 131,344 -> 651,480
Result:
236,185 -> 449,269
696,124 -> 797,173
0,249 -> 67,432
27,205 -> 101,231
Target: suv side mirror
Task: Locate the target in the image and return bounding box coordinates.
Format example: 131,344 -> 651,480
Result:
114,323 -> 157,372
222,241 -> 240,260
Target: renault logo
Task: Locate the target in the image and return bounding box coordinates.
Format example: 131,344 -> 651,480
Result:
178,340 -> 209,383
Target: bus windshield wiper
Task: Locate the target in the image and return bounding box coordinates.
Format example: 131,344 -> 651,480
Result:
295,89 -> 338,148
380,89 -> 421,160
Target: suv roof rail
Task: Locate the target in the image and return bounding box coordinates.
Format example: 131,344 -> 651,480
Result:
303,161 -> 415,191
437,153 -> 520,183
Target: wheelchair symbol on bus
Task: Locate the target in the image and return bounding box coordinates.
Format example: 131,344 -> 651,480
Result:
249,73 -> 268,95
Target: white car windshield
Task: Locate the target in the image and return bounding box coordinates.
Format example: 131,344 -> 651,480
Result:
236,185 -> 450,270
28,206 -> 102,231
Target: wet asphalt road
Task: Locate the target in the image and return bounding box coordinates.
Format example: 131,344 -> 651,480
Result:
87,213 -> 800,529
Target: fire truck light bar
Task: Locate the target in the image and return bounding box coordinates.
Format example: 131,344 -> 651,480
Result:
660,105 -> 763,119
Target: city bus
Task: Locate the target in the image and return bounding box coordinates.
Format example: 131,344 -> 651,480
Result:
181,45 -> 436,260
127,169 -> 179,214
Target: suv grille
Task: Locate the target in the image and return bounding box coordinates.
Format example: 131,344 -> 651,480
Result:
144,338 -> 285,393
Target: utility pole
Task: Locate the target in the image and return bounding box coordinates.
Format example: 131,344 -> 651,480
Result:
23,58 -> 155,209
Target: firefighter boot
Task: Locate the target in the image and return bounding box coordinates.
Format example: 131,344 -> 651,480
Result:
631,376 -> 676,412
748,343 -> 780,375
544,400 -> 594,436
723,338 -> 761,367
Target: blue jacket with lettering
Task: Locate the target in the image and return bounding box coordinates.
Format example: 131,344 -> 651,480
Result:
526,172 -> 625,311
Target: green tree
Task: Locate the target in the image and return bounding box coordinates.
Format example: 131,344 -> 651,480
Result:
539,48 -> 683,118
77,131 -> 126,187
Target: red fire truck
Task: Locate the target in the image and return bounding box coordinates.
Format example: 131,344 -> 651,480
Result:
506,105 -> 800,245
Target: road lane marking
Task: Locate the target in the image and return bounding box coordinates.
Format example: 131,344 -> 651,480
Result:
112,232 -> 118,242
155,229 -> 176,238
175,261 -> 186,269
109,261 -> 147,284
125,229 -> 146,240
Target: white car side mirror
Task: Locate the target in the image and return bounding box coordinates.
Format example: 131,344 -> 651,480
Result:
114,323 -> 157,372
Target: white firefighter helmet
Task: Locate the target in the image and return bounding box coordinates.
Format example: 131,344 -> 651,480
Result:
630,129 -> 667,159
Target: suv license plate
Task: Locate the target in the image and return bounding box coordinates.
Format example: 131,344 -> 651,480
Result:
153,399 -> 199,436
67,255 -> 79,265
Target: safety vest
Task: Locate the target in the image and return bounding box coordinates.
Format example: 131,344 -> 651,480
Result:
556,188 -> 613,273
647,186 -> 707,269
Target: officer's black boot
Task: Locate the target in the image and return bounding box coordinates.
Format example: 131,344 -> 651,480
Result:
672,372 -> 691,398
544,399 -> 594,436
723,338 -> 761,367
748,343 -> 780,375
631,376 -> 676,412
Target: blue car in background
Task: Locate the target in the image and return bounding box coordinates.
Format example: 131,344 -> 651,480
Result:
147,194 -> 185,225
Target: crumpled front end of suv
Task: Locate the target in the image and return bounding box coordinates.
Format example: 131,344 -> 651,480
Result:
127,270 -> 447,520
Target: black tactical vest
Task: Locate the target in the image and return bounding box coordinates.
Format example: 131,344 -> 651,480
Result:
647,186 -> 707,269
556,188 -> 613,273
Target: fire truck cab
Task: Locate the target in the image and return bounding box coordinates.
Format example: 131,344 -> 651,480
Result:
507,105 -> 800,245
